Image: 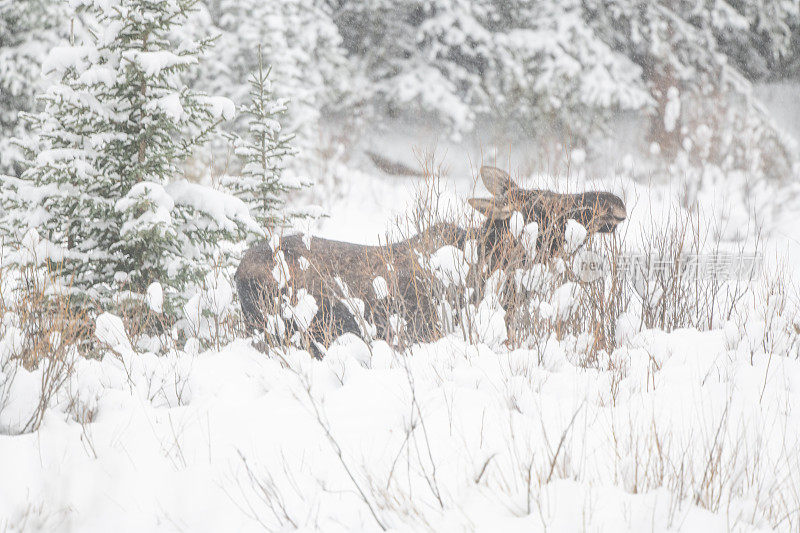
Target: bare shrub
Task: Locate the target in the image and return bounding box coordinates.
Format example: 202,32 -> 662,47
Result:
0,258 -> 89,433
0,500 -> 70,533
496,207 -> 765,366
227,450 -> 307,530
109,257 -> 243,355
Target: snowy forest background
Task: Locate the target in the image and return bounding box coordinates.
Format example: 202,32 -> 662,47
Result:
4,0 -> 800,315
5,0 -> 800,181
2,1 -> 800,532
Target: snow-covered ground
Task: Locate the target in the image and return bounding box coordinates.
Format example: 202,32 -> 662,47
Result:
2,127 -> 800,531
2,306 -> 798,531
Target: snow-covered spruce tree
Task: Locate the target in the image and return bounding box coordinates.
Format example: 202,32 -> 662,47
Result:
330,0 -> 797,172
584,0 -> 797,180
0,0 -> 67,175
201,0 -> 349,160
330,0 -> 651,143
1,0 -> 260,316
711,0 -> 800,81
221,49 -> 309,231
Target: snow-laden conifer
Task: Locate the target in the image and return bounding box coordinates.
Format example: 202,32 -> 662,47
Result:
202,0 -> 349,158
221,48 -> 307,231
0,0 -> 67,175
1,0 -> 259,316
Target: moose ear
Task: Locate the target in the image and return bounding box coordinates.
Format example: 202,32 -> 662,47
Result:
468,198 -> 513,220
480,166 -> 516,197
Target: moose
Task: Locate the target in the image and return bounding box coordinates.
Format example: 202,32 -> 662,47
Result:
235,166 -> 626,347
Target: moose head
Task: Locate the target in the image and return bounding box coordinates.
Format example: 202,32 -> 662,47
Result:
467,166 -> 627,255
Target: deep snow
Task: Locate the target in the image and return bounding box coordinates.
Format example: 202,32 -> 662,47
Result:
2,136 -> 800,531
1,320 -> 798,531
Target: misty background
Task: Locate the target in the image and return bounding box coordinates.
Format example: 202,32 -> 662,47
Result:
3,1 -> 799,188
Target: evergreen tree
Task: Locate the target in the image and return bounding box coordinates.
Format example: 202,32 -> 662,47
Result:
329,0 -> 651,142
712,0 -> 800,81
1,0 -> 259,315
329,0 -> 796,175
201,0 -> 349,158
584,0 -> 796,178
0,0 -> 67,175
221,48 -> 307,231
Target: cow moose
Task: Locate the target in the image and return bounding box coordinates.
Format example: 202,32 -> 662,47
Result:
235,166 -> 626,347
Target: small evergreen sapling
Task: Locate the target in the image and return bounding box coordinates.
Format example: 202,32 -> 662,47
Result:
203,0 -> 348,160
223,48 -> 308,232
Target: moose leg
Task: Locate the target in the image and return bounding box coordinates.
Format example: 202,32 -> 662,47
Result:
236,277 -> 282,336
307,297 -> 362,347
290,298 -> 363,359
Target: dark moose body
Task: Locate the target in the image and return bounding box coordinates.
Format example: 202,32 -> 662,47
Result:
236,166 -> 627,346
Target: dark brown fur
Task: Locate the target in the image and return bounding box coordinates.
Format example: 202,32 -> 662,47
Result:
236,167 -> 627,346
236,223 -> 471,344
